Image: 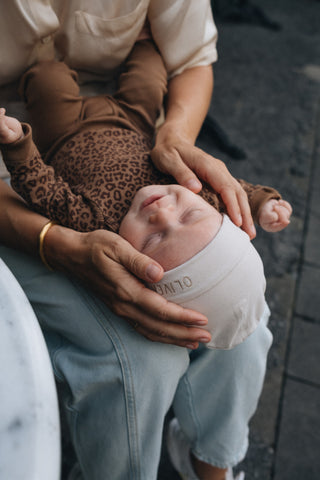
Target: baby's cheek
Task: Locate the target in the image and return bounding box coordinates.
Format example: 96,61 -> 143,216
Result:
118,215 -> 139,247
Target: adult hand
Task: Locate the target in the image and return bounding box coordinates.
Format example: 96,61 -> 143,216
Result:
151,125 -> 256,239
45,225 -> 211,349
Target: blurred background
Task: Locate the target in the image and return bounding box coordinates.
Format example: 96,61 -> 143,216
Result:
159,0 -> 320,479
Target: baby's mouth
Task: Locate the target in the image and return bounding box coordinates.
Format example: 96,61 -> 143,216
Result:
140,195 -> 164,210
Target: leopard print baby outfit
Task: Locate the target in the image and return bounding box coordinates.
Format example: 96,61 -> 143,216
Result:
2,122 -> 280,233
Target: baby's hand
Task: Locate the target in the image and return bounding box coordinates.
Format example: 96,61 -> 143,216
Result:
259,199 -> 292,232
0,107 -> 23,144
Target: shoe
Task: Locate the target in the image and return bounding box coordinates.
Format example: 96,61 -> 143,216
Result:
167,418 -> 199,480
226,466 -> 245,480
167,418 -> 245,480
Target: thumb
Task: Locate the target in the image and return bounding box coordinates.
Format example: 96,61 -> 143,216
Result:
114,236 -> 164,283
173,144 -> 203,192
174,161 -> 203,193
151,146 -> 202,193
129,253 -> 164,283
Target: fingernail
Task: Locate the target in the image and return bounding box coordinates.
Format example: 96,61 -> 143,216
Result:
199,336 -> 210,343
146,264 -> 162,281
195,320 -> 208,326
186,344 -> 197,350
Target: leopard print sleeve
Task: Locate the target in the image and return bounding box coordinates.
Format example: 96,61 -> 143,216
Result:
1,123 -> 105,231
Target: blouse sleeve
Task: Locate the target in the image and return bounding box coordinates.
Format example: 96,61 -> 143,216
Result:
148,0 -> 218,78
0,1 -> 58,86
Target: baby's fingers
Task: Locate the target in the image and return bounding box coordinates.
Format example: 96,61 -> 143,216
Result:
262,205 -> 291,232
274,205 -> 291,225
278,199 -> 293,216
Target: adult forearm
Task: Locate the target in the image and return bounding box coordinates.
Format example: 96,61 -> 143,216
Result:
0,179 -> 84,272
0,179 -> 48,255
161,65 -> 214,144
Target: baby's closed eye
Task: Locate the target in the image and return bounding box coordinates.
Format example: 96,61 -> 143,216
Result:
180,208 -> 202,224
142,232 -> 164,252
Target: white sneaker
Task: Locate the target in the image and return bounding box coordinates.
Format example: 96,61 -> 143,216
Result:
226,466 -> 245,480
167,418 -> 245,480
167,418 -> 199,480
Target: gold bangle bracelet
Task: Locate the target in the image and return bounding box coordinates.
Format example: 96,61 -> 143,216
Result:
39,220 -> 56,271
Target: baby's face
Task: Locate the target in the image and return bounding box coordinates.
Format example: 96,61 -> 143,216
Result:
119,184 -> 222,271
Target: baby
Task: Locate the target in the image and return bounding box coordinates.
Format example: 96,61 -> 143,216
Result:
0,39 -> 288,238
0,101 -> 292,349
119,183 -> 291,349
0,38 -> 292,349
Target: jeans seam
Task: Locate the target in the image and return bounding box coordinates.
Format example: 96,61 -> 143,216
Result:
70,279 -> 141,480
181,370 -> 202,453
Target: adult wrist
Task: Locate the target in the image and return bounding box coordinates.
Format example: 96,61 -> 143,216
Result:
42,223 -> 81,274
156,120 -> 194,147
38,220 -> 57,270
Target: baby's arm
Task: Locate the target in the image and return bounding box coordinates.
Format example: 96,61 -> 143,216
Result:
0,108 -> 23,144
258,199 -> 292,232
0,121 -> 105,232
237,179 -> 292,233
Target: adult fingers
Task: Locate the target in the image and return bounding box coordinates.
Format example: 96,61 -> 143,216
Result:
97,231 -> 165,283
151,145 -> 202,193
152,142 -> 255,237
81,231 -> 210,340
134,318 -> 210,349
175,146 -> 256,237
109,272 -> 208,328
218,184 -> 256,239
107,279 -> 210,348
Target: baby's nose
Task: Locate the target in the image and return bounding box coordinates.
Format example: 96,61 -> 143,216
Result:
149,205 -> 175,225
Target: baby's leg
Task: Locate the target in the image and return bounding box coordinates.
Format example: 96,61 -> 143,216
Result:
114,40 -> 168,136
19,62 -> 83,155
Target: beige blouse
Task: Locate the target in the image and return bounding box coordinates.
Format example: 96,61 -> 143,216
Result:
0,0 -> 218,86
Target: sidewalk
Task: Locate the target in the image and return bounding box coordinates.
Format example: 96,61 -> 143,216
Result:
159,0 -> 320,479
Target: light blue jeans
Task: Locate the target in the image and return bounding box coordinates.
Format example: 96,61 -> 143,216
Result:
0,245 -> 273,480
